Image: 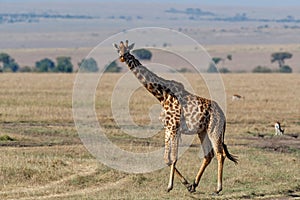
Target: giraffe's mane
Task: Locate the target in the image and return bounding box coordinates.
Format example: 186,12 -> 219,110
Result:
138,64 -> 187,95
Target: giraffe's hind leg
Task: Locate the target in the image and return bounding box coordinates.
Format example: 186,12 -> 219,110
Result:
210,134 -> 226,194
188,132 -> 214,193
215,151 -> 225,194
206,101 -> 228,194
214,143 -> 238,194
188,151 -> 214,193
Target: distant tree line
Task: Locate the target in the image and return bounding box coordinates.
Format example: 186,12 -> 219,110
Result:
33,57 -> 74,73
0,13 -> 94,24
207,52 -> 294,73
0,50 -> 294,73
165,7 -> 300,24
0,52 -> 97,73
0,49 -> 153,73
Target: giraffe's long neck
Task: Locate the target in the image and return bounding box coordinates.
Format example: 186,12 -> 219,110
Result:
123,52 -> 189,104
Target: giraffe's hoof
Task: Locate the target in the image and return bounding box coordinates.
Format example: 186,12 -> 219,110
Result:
187,184 -> 196,193
211,192 -> 220,196
166,186 -> 173,193
212,189 -> 222,196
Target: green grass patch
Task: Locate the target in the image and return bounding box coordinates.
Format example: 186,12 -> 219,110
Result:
0,134 -> 16,141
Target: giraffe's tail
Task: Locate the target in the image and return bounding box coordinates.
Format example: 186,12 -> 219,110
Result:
222,143 -> 238,164
222,121 -> 238,164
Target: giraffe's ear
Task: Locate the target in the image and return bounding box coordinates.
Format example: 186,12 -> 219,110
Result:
128,43 -> 135,50
113,43 -> 119,50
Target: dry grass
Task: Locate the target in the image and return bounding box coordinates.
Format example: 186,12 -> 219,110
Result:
0,73 -> 299,199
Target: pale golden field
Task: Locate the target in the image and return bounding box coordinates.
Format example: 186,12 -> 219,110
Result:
0,73 -> 299,200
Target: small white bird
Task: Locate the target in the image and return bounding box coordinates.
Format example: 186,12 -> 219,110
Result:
274,122 -> 284,135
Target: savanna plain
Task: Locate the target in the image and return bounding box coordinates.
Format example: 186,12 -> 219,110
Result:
0,73 -> 299,200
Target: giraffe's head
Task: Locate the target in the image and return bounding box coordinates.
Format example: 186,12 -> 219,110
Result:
113,40 -> 135,62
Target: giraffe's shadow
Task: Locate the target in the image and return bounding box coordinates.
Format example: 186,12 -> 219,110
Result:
187,191 -> 206,199
188,188 -> 224,198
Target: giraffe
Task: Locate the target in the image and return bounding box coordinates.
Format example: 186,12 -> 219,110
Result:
113,40 -> 238,194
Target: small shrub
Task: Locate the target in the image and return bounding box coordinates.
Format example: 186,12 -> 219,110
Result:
279,65 -> 292,73
178,68 -> 191,73
55,56 -> 73,73
105,60 -> 122,73
0,134 -> 15,141
0,52 -> 19,72
35,58 -> 55,72
78,57 -> 99,72
132,49 -> 152,60
19,66 -> 33,72
219,67 -> 231,73
252,66 -> 272,73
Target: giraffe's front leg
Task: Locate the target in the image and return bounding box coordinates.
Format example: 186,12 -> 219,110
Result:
165,142 -> 191,192
167,161 -> 176,192
164,132 -> 171,166
164,130 -> 179,192
164,130 -> 173,192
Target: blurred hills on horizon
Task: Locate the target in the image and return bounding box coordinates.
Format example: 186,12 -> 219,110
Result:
1,1 -> 300,48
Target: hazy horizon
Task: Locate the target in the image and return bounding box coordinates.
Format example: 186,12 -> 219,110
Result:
2,0 -> 300,7
1,0 -> 300,48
